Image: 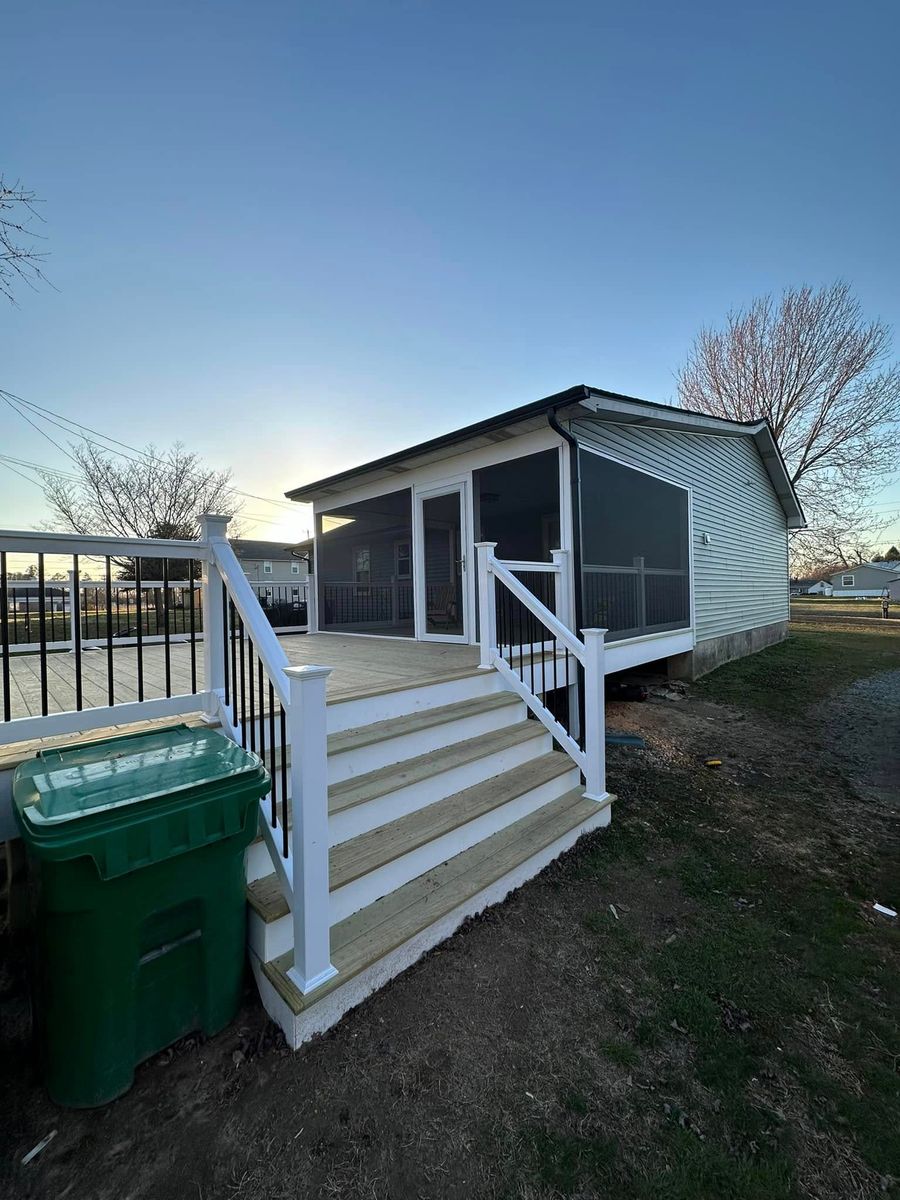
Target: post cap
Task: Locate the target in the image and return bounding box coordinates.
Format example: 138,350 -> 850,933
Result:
199,513 -> 231,538
284,664 -> 333,681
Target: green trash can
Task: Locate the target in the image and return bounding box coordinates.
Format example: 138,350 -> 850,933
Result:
12,723 -> 270,1108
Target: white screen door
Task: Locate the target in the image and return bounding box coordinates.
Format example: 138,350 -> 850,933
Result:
414,483 -> 469,642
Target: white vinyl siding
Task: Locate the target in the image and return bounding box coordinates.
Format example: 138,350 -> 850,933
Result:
571,420 -> 789,645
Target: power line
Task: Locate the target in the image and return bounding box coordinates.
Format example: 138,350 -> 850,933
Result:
1,388 -> 299,511
0,453 -> 78,480
2,393 -> 81,466
0,458 -> 44,488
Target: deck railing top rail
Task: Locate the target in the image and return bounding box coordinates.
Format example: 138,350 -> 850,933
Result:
0,529 -> 209,561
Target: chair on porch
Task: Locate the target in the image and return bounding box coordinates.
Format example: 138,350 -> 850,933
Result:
426,583 -> 459,630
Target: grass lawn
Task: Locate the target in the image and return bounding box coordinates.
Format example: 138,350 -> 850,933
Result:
791,596 -> 895,618
5,618 -> 900,1199
701,612 -> 900,717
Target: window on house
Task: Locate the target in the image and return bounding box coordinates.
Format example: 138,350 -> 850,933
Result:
394,540 -> 412,579
578,449 -> 690,640
842,575 -> 854,587
353,546 -> 371,585
263,561 -> 273,574
291,561 -> 301,575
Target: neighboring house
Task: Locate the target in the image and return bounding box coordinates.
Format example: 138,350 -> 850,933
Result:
825,562 -> 900,598
889,579 -> 900,602
288,383 -> 805,679
230,538 -> 310,584
805,580 -> 832,596
790,578 -> 819,595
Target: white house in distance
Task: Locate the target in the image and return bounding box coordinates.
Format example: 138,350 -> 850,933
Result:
288,384 -> 805,679
825,562 -> 900,598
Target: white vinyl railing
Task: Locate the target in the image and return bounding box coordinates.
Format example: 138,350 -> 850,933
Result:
475,541 -> 608,804
204,518 -> 336,994
0,517 -> 336,995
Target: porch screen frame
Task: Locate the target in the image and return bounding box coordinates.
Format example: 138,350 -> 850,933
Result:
316,486 -> 416,637
576,441 -> 694,643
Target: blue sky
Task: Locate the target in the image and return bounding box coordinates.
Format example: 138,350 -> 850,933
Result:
3,0 -> 899,548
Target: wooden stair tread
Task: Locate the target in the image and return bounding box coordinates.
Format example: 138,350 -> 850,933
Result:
329,751 -> 577,891
261,787 -> 612,1014
246,750 -> 578,921
329,720 -> 547,814
326,691 -> 520,757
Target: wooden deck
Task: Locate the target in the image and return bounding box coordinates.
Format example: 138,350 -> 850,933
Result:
0,634 -> 482,745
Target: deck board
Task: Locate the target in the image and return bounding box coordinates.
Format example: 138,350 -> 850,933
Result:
1,633 -> 481,754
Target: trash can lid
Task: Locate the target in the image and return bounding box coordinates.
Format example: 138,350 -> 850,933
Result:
13,724 -> 264,828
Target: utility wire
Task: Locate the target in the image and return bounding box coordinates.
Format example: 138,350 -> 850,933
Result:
2,393 -> 81,466
1,388 -> 300,511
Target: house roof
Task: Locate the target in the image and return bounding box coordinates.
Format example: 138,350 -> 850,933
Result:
230,538 -> 308,562
829,561 -> 900,581
284,383 -> 805,528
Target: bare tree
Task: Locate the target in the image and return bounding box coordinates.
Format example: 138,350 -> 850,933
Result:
1,177 -> 48,303
677,283 -> 900,569
41,441 -> 241,578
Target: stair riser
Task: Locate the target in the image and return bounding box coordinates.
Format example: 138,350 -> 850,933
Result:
249,765 -> 581,962
327,701 -> 525,785
325,671 -> 504,734
246,831 -> 274,885
329,766 -> 582,926
247,900 -> 293,962
329,730 -> 551,847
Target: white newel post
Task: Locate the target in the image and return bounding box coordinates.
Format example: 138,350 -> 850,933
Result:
306,574 -> 318,634
551,548 -> 571,630
67,568 -> 80,652
200,513 -> 230,713
581,627 -> 609,806
285,664 -> 338,994
474,542 -> 498,670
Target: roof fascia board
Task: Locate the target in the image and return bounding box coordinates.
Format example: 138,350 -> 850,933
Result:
580,392 -> 765,438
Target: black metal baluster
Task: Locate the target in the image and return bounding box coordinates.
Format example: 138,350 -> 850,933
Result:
221,587 -> 230,707
279,706 -> 288,857
73,554 -> 83,711
114,581 -> 121,637
229,601 -> 238,715
516,595 -> 524,684
135,560 -> 144,701
162,558 -> 172,698
248,637 -> 256,752
105,557 -> 114,705
268,680 -> 277,826
529,604 -> 535,697
0,552 -> 10,722
37,554 -> 48,715
59,582 -> 67,648
257,659 -> 265,769
188,559 -> 197,693
238,613 -> 246,747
